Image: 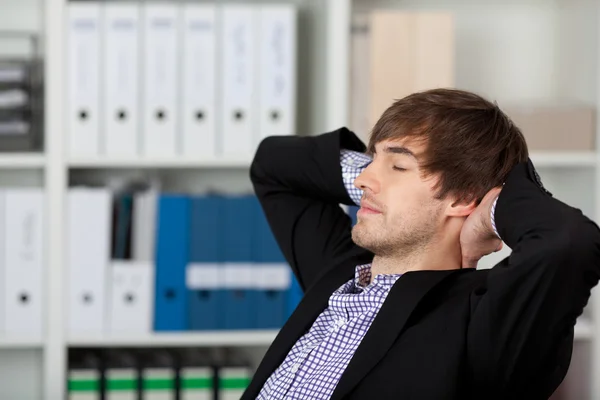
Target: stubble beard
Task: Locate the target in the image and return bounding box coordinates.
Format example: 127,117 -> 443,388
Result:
351,208 -> 441,259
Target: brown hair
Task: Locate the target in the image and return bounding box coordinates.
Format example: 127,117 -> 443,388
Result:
367,88 -> 529,204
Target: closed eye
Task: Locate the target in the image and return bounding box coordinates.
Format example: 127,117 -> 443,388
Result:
393,166 -> 406,171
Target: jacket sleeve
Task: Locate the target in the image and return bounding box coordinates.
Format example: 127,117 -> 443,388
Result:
249,127 -> 372,291
467,159 -> 600,398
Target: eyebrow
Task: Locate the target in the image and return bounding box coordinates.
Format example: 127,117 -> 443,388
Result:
381,146 -> 418,160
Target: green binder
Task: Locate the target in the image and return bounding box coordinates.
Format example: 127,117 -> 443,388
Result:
180,366 -> 214,400
218,367 -> 251,400
106,368 -> 138,400
142,368 -> 176,400
68,369 -> 100,400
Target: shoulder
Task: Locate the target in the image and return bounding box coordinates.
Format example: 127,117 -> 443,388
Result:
441,269 -> 490,297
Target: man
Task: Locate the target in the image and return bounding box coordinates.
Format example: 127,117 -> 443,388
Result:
241,88 -> 600,399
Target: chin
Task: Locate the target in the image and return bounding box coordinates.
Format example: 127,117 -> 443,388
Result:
351,224 -> 375,249
352,223 -> 397,255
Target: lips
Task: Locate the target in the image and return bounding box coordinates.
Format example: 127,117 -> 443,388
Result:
358,201 -> 382,215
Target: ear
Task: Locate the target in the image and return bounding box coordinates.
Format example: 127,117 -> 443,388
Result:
445,196 -> 478,218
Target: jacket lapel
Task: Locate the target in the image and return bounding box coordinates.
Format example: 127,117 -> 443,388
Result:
241,256 -> 363,399
330,269 -> 462,400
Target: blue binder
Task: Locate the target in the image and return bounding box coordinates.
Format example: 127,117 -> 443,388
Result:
154,194 -> 190,331
348,205 -> 359,226
221,194 -> 257,330
254,198 -> 291,329
188,194 -> 223,331
286,274 -> 304,321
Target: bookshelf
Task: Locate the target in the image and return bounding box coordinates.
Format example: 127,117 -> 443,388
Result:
0,0 -> 595,398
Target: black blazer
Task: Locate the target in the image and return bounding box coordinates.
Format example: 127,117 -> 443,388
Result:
241,128 -> 600,400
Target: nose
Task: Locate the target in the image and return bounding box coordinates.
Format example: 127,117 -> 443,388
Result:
354,163 -> 380,194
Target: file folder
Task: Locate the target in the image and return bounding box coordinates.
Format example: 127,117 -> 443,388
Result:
154,194 -> 190,331
187,194 -> 223,331
68,350 -> 103,400
67,188 -> 112,336
180,367 -> 214,400
105,369 -> 138,400
3,189 -> 44,337
254,199 -> 290,329
68,369 -> 101,400
218,366 -> 251,400
111,193 -> 133,260
105,350 -> 139,400
67,2 -> 101,157
181,4 -> 218,158
102,3 -> 141,156
178,348 -> 216,400
142,3 -> 179,156
348,205 -> 359,226
286,273 -> 303,320
258,5 -> 297,139
107,260 -> 154,334
222,195 -> 256,330
142,368 -> 175,400
106,369 -> 138,400
220,5 -> 258,157
132,182 -> 159,262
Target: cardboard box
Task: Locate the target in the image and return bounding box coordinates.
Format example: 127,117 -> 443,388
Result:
504,104 -> 596,151
368,11 -> 455,128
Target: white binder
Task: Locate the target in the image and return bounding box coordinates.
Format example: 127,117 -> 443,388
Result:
67,188 -> 111,336
107,260 -> 154,334
181,4 -> 217,158
67,2 -> 101,157
102,3 -> 141,157
141,3 -> 179,157
3,189 -> 44,337
220,5 -> 258,158
258,5 -> 297,140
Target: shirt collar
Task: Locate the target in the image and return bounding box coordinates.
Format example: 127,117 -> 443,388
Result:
354,263 -> 402,291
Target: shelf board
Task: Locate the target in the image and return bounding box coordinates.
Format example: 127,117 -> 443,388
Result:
0,336 -> 43,348
68,318 -> 593,348
68,329 -> 279,347
68,156 -> 253,169
530,151 -> 596,167
0,153 -> 45,169
69,152 -> 597,169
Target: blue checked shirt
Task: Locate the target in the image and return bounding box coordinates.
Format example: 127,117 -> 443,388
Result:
256,149 -> 500,400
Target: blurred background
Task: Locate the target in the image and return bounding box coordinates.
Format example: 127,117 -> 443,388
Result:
0,0 -> 597,398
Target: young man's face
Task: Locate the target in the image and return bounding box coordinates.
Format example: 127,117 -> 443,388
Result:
351,138 -> 447,257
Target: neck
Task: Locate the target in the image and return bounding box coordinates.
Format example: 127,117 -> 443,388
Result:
370,225 -> 463,279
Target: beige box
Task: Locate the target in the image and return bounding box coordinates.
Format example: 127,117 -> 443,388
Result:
504,105 -> 596,151
368,11 -> 455,127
